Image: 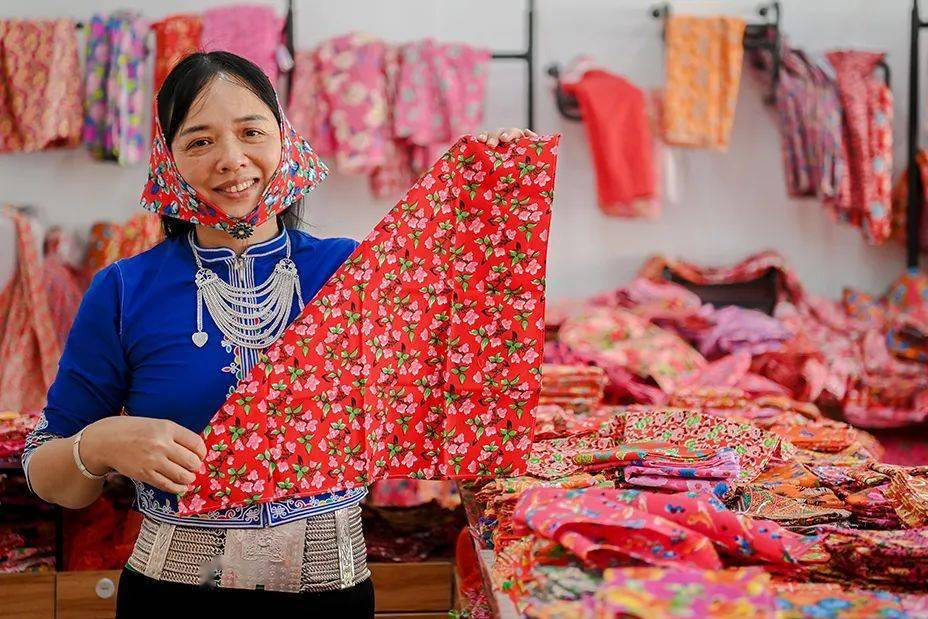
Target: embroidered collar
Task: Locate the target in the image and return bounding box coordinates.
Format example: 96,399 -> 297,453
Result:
188,226 -> 289,263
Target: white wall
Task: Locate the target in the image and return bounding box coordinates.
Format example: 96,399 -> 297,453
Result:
0,0 -> 921,300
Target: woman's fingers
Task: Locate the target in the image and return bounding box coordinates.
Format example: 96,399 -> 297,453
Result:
166,442 -> 204,475
478,128 -> 536,147
148,470 -> 190,495
157,459 -> 198,487
171,424 -> 207,460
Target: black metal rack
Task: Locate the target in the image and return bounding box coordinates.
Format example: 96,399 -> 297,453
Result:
908,0 -> 926,270
490,0 -> 536,130
548,2 -> 782,121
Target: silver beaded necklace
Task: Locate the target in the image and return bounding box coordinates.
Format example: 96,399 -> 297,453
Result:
189,231 -> 304,350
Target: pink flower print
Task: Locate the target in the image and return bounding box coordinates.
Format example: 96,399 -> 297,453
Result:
246,433 -> 262,451
187,494 -> 207,513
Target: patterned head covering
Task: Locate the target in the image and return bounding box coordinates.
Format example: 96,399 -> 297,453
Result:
139,98 -> 328,240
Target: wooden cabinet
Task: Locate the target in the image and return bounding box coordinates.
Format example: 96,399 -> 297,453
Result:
0,561 -> 454,619
55,571 -> 120,619
369,561 -> 454,613
0,563 -> 452,618
0,573 -> 55,619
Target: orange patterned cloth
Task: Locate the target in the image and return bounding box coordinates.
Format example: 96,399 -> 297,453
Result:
152,14 -> 202,93
0,212 -> 61,411
0,19 -> 82,153
662,15 -> 746,150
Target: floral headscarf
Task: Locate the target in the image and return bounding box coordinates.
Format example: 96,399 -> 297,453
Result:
139,98 -> 328,240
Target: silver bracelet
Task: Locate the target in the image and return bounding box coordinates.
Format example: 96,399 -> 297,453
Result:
72,428 -> 107,481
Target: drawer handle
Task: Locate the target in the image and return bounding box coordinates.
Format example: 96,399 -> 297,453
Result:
95,577 -> 116,599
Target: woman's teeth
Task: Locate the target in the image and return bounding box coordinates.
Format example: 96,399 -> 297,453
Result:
222,179 -> 256,194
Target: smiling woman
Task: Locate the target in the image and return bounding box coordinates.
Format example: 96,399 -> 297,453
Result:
21,49 -> 535,618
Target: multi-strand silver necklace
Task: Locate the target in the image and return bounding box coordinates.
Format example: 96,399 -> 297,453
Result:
189,231 -> 304,350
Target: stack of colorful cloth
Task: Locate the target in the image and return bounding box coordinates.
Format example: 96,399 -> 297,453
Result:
572,443 -> 741,499
539,364 -> 607,412
819,527 -> 928,590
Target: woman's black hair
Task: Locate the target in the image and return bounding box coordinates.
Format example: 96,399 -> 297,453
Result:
156,51 -> 305,239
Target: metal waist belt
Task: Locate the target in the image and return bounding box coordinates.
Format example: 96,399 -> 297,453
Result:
126,505 -> 370,593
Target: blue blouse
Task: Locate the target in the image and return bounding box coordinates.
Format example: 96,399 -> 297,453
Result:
23,226 -> 367,528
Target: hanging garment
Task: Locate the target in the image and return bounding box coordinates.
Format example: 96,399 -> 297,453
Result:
0,211 -> 61,412
152,14 -> 202,93
201,5 -> 283,82
394,39 -> 491,171
827,50 -> 893,245
82,222 -> 122,281
177,134 -> 560,515
0,19 -> 82,153
42,228 -> 84,349
662,15 -> 746,150
288,40 -> 413,199
562,70 -> 657,217
297,33 -> 391,174
117,213 -> 163,262
82,12 -> 149,165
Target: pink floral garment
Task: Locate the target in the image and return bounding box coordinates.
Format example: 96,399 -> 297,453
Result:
293,33 -> 391,175
201,5 -> 283,82
178,135 -> 559,515
0,19 -> 82,153
0,212 -> 61,412
826,51 -> 893,245
557,306 -> 706,393
394,39 -> 491,172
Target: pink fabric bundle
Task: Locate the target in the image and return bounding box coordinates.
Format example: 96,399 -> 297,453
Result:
201,5 -> 283,81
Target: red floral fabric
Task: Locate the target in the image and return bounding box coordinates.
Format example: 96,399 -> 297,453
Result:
178,135 -> 559,515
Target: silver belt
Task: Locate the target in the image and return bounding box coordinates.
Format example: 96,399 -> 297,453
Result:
127,505 -> 370,593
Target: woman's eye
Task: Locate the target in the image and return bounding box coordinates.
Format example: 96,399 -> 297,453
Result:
244,129 -> 264,138
187,139 -> 210,150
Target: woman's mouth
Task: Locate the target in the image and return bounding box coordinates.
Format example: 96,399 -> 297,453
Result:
215,178 -> 259,199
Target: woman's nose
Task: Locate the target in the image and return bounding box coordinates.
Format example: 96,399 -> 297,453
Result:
216,139 -> 248,172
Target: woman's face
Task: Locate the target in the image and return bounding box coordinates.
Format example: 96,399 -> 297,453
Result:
171,77 -> 282,219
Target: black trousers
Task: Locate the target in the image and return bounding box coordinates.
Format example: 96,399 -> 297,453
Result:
115,567 -> 375,618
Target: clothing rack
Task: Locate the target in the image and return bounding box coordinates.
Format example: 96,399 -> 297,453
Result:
490,0 -> 536,130
908,0 -> 926,270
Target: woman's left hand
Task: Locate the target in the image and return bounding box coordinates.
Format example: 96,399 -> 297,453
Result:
476,127 -> 538,148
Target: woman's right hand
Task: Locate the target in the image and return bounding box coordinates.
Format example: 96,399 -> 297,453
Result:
80,416 -> 207,494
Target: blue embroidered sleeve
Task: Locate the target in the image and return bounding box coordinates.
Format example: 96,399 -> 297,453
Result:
22,263 -> 130,484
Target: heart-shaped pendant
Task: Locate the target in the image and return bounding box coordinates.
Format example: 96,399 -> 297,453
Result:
192,331 -> 209,348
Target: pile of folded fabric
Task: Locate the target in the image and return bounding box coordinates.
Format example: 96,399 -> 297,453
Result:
572,443 -> 741,499
548,251 -> 928,430
0,411 -> 41,459
818,527 -> 928,590
539,364 -> 607,412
